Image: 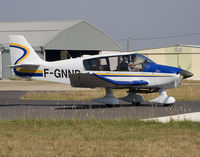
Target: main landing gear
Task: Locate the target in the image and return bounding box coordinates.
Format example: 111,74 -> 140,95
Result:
92,88 -> 175,106
92,87 -> 119,105
92,87 -> 144,105
119,88 -> 144,105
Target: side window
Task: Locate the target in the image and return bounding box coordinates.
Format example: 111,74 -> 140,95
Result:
128,54 -> 146,72
83,59 -> 100,70
83,58 -> 110,71
99,58 -> 110,71
83,60 -> 91,70
108,57 -> 118,71
135,54 -> 151,71
83,54 -> 151,72
91,59 -> 100,70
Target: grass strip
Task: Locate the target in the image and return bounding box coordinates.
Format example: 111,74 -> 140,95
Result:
0,119 -> 199,157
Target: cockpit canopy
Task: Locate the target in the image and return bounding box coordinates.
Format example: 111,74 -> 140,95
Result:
83,54 -> 154,72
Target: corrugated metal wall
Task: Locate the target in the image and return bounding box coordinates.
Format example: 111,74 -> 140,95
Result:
2,50 -> 12,79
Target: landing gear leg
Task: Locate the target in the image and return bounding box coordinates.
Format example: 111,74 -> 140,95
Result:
119,88 -> 144,105
92,87 -> 119,105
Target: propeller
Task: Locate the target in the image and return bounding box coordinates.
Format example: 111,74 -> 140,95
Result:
179,69 -> 193,79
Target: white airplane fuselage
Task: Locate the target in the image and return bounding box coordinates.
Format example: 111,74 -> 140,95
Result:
9,35 -> 193,105
32,58 -> 181,89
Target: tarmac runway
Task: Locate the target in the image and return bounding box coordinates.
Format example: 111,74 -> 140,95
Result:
0,91 -> 200,120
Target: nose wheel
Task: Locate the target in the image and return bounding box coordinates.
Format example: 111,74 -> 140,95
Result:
149,88 -> 175,106
163,103 -> 173,107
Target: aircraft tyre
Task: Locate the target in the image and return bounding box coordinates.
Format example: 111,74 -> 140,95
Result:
132,102 -> 141,106
105,104 -> 113,107
163,103 -> 173,107
105,104 -> 120,107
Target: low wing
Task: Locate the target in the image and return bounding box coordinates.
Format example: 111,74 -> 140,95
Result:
69,73 -> 148,88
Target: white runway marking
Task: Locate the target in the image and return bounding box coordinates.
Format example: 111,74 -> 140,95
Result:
144,112 -> 200,123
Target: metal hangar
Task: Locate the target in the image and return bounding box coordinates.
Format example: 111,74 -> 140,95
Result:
0,20 -> 120,79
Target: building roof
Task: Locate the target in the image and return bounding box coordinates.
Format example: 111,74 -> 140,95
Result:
132,44 -> 200,52
0,20 -> 120,51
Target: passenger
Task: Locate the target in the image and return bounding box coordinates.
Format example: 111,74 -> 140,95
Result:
118,56 -> 129,71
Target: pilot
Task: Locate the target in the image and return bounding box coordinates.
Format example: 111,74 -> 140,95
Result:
128,55 -> 141,72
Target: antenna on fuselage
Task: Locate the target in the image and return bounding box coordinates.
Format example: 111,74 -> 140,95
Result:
66,50 -> 72,59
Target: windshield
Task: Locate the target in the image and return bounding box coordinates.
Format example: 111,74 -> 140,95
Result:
83,54 -> 154,72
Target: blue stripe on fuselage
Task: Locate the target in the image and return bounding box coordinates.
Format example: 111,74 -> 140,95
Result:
13,68 -> 43,77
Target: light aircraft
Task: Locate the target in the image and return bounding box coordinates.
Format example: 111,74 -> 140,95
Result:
8,35 -> 193,106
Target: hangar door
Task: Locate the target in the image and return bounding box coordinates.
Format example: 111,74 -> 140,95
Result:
2,50 -> 12,79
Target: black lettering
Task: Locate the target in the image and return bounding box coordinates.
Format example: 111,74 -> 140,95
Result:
54,69 -> 61,78
68,69 -> 72,75
61,69 -> 68,78
52,69 -> 80,78
75,70 -> 80,73
44,69 -> 49,77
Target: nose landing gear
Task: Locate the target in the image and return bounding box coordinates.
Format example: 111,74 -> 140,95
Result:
149,88 -> 175,106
